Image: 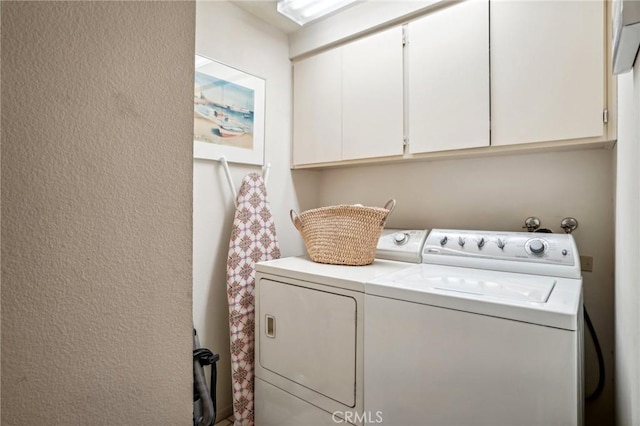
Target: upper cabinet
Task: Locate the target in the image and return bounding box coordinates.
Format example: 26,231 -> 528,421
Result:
292,27 -> 403,166
342,27 -> 404,161
292,0 -> 613,168
292,48 -> 343,165
490,0 -> 605,146
408,0 -> 489,154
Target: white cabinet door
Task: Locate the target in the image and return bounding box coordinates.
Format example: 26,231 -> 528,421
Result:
293,48 -> 342,165
408,0 -> 489,153
342,27 -> 404,160
491,1 -> 604,146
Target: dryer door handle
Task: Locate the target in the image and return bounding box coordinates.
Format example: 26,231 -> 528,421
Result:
265,315 -> 276,338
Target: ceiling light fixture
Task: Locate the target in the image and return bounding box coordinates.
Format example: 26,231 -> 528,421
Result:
277,0 -> 360,26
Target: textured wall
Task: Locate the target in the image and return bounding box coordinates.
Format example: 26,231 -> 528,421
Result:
319,148 -> 615,424
615,56 -> 640,426
1,2 -> 195,424
193,1 -> 320,419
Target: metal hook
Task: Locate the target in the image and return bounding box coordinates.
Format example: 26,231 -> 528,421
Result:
218,157 -> 238,208
262,163 -> 271,186
217,157 -> 271,208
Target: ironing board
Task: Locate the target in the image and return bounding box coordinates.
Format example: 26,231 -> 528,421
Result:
226,173 -> 280,425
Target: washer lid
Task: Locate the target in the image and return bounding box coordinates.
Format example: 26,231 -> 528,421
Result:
417,272 -> 556,303
367,264 -> 582,330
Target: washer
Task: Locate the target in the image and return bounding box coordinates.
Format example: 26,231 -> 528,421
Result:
254,230 -> 427,426
365,229 -> 584,425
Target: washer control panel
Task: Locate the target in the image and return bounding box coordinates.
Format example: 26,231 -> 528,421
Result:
376,229 -> 429,263
422,229 -> 581,278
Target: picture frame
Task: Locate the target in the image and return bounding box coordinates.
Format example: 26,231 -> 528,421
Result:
193,55 -> 266,166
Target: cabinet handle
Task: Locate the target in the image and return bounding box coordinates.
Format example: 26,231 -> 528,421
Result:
265,315 -> 276,338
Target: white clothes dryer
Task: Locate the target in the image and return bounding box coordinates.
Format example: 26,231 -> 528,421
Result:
254,230 -> 427,426
365,229 -> 584,425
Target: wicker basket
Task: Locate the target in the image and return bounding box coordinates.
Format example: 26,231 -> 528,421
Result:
290,200 -> 396,266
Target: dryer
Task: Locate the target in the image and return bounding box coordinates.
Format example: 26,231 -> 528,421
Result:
254,230 -> 427,426
365,229 -> 584,425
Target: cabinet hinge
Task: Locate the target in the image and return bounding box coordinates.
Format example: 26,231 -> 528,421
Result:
403,137 -> 409,147
603,109 -> 608,124
402,26 -> 408,46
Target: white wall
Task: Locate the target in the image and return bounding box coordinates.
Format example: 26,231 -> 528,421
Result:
614,58 -> 640,425
200,2 -> 619,424
319,148 -> 616,424
1,2 -> 194,424
193,1 -> 320,419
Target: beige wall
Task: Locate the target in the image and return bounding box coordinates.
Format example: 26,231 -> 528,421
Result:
193,1 -> 320,419
1,2 -> 195,424
615,56 -> 640,425
319,148 -> 616,424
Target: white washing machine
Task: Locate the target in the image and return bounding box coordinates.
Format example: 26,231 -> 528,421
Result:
366,229 -> 584,425
254,230 -> 428,426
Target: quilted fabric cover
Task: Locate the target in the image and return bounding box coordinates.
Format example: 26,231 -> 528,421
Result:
226,173 -> 280,425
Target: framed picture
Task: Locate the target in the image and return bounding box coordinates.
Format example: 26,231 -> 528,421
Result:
193,55 -> 266,165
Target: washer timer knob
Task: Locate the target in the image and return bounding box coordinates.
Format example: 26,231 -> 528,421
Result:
477,238 -> 485,249
529,239 -> 546,255
458,237 -> 466,247
496,239 -> 506,250
440,236 -> 448,246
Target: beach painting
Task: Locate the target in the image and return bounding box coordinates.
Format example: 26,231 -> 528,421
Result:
194,55 -> 265,165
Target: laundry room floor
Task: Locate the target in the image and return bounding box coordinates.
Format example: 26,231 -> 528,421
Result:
214,415 -> 234,425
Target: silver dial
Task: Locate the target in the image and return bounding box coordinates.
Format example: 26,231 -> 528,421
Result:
529,239 -> 545,255
458,237 -> 466,247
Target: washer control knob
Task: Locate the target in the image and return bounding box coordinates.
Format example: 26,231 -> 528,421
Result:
458,237 -> 466,247
394,232 -> 408,245
440,236 -> 448,246
477,238 -> 485,249
529,239 -> 545,255
496,239 -> 506,250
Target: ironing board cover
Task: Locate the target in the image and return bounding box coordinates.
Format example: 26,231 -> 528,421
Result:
226,173 -> 280,425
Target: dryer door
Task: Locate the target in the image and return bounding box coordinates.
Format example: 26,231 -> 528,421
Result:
258,279 -> 357,407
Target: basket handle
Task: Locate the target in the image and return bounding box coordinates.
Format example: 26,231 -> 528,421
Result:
381,199 -> 396,225
290,209 -> 302,231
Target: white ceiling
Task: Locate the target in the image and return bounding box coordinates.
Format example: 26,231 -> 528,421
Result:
229,1 -> 303,34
